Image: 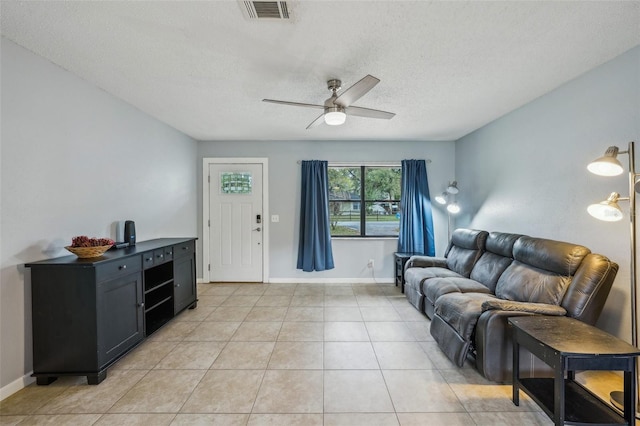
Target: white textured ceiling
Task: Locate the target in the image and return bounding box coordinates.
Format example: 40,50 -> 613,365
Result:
1,1 -> 639,141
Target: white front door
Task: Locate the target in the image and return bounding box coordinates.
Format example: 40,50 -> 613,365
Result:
209,163 -> 263,282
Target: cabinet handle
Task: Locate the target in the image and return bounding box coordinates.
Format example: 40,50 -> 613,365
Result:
157,254 -> 163,258
119,265 -> 127,270
146,257 -> 152,262
166,251 -> 172,256
175,283 -> 181,287
138,302 -> 145,308
182,246 -> 189,250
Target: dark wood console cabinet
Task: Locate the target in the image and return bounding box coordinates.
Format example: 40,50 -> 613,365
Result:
26,238 -> 197,385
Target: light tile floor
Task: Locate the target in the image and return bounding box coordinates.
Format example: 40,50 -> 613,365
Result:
0,282 -> 623,425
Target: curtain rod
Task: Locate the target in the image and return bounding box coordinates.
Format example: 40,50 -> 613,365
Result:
296,160 -> 431,165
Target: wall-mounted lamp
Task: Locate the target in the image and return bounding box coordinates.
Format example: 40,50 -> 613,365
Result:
587,141 -> 638,414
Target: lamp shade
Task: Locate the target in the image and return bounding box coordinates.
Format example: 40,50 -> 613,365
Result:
324,108 -> 346,126
447,202 -> 461,214
587,146 -> 624,176
435,193 -> 447,205
587,192 -> 624,222
446,181 -> 459,194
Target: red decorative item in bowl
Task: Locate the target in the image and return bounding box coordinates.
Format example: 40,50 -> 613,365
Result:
65,236 -> 115,258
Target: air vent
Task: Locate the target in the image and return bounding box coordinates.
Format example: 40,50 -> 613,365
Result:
243,1 -> 290,19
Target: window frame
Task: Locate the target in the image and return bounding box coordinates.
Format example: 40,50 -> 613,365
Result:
328,163 -> 401,238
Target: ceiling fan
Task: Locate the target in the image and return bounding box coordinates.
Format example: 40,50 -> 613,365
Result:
263,75 -> 395,129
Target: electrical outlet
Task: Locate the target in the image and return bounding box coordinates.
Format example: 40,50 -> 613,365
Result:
367,259 -> 374,268
271,215 -> 279,223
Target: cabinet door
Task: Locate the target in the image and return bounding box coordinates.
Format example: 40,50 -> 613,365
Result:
174,254 -> 196,314
97,272 -> 144,366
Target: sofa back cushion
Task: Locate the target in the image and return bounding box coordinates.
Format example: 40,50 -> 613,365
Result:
495,236 -> 591,305
470,232 -> 522,292
445,229 -> 488,277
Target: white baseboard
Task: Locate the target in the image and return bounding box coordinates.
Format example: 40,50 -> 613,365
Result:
269,278 -> 394,284
198,277 -> 394,285
1,372 -> 35,401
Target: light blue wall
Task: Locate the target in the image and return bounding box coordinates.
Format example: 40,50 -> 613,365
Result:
455,46 -> 640,340
0,38 -> 198,394
3,30 -> 636,398
197,140 -> 456,282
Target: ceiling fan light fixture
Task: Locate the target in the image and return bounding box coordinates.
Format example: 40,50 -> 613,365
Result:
324,107 -> 346,126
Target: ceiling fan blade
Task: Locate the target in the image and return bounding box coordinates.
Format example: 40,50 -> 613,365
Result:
333,75 -> 380,107
345,106 -> 395,120
263,99 -> 325,109
306,113 -> 325,129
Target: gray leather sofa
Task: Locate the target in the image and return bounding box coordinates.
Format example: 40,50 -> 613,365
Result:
404,229 -> 619,382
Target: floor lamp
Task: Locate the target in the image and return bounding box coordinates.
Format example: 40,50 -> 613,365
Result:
435,181 -> 461,240
587,141 -> 639,415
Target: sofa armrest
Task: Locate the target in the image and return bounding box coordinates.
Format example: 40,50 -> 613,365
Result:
481,299 -> 567,316
405,256 -> 447,269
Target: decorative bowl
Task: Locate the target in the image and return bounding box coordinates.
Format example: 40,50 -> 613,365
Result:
65,245 -> 113,258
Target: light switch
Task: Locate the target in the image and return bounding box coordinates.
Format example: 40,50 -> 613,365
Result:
271,215 -> 280,223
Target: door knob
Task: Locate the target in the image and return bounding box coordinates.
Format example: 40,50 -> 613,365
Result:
253,227 -> 261,232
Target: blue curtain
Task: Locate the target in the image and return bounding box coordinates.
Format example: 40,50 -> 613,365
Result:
297,160 -> 335,272
398,159 -> 435,256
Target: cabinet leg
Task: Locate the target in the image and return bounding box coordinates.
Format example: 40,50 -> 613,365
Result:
87,371 -> 107,385
512,339 -> 520,406
36,376 -> 57,386
189,301 -> 198,309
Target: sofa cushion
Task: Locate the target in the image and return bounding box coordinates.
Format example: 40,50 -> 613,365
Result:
469,252 -> 514,293
495,237 -> 591,305
423,277 -> 492,306
512,236 -> 590,276
434,292 -> 497,343
404,267 -> 462,286
495,261 -> 571,305
469,232 -> 521,292
431,292 -> 497,366
445,229 -> 488,277
485,232 -> 523,258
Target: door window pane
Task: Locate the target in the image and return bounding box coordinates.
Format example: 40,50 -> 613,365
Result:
220,172 -> 252,194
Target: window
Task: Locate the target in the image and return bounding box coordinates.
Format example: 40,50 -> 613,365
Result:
220,172 -> 252,194
328,165 -> 401,237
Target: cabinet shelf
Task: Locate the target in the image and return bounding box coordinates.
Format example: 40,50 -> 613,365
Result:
145,298 -> 174,335
520,378 -> 625,425
145,296 -> 173,314
144,279 -> 173,294
144,262 -> 173,292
